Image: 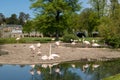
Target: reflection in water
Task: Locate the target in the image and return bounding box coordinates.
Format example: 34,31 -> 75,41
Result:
29,63 -> 61,80
0,60 -> 120,80
29,63 -> 101,80
92,64 -> 100,70
68,63 -> 100,80
82,64 -> 90,72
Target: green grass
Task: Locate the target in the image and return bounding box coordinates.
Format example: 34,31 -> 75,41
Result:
77,37 -> 103,44
0,37 -> 52,44
103,74 -> 120,80
0,38 -> 16,44
0,37 -> 103,44
82,37 -> 102,41
22,37 -> 51,43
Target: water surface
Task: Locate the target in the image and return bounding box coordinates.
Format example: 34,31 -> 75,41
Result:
0,60 -> 120,80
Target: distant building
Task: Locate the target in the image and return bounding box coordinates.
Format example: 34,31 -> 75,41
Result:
0,24 -> 43,38
0,25 -> 23,38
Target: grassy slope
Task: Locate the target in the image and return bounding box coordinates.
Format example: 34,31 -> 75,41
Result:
103,74 -> 120,80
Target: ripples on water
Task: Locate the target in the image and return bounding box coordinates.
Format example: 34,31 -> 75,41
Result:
0,59 -> 120,80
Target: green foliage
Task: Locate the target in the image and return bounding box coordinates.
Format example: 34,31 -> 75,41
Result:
78,8 -> 99,36
23,20 -> 33,33
0,13 -> 5,25
63,33 -> 78,42
18,12 -> 30,25
98,17 -> 120,48
89,0 -> 107,18
6,14 -> 19,24
0,12 -> 30,25
105,36 -> 120,48
30,0 -> 81,40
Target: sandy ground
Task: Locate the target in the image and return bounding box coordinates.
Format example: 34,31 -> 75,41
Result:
0,43 -> 120,64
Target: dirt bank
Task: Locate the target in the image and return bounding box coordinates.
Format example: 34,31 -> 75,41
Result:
0,43 -> 120,64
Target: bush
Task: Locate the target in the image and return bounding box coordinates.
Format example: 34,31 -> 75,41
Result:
98,23 -> 120,48
105,36 -> 120,48
63,34 -> 78,42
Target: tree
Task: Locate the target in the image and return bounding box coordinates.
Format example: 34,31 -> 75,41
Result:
89,0 -> 107,18
78,8 -> 99,36
98,0 -> 120,48
6,14 -> 18,24
30,0 -> 81,40
18,12 -> 30,25
0,13 -> 5,25
23,20 -> 33,35
109,0 -> 119,17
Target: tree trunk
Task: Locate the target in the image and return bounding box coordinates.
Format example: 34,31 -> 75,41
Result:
55,11 -> 60,41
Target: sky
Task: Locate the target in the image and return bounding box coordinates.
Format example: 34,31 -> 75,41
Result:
0,0 -> 90,19
0,0 -> 34,18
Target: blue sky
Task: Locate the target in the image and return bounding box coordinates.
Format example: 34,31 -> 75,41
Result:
0,0 -> 90,19
0,0 -> 34,18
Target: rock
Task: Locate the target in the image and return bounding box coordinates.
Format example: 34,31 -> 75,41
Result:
0,50 -> 9,56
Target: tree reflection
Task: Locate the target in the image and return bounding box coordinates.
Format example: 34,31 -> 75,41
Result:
29,63 -> 82,80
19,64 -> 25,68
28,60 -> 120,80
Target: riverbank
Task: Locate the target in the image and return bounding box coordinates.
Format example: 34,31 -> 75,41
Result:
0,43 -> 120,64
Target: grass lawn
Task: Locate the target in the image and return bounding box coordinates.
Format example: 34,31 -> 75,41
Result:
0,37 -> 52,44
0,37 -> 102,44
103,74 -> 120,80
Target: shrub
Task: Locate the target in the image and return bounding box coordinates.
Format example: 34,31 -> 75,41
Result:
63,34 -> 78,42
105,36 -> 120,48
98,20 -> 120,48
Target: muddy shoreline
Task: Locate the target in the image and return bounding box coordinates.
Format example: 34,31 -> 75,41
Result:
0,43 -> 120,64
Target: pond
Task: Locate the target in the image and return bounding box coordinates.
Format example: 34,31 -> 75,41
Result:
0,59 -> 120,80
